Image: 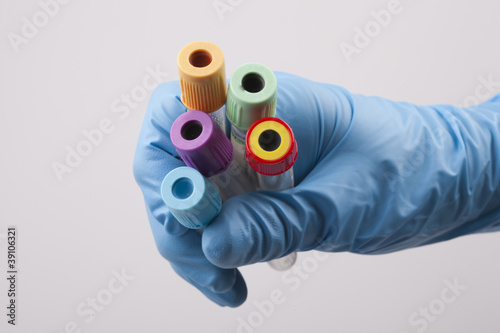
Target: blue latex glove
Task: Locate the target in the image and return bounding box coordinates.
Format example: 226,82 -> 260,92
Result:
133,72 -> 500,307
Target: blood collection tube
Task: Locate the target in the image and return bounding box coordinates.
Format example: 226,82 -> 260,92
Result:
226,63 -> 277,172
161,166 -> 222,229
170,110 -> 254,202
245,117 -> 299,270
178,41 -> 229,136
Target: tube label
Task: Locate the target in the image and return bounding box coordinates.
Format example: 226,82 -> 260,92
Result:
231,126 -> 247,145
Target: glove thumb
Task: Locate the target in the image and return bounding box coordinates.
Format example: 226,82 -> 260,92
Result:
201,187 -> 324,269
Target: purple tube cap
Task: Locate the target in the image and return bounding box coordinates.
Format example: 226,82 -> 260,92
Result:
171,110 -> 233,177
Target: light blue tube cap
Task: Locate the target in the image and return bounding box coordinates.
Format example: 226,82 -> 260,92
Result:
161,166 -> 222,229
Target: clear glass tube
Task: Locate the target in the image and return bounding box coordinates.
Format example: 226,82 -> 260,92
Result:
257,166 -> 297,270
230,125 -> 258,188
230,125 -> 247,167
209,106 -> 227,138
255,168 -> 294,191
208,160 -> 255,202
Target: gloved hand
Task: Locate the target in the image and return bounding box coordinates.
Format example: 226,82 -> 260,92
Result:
133,72 -> 500,307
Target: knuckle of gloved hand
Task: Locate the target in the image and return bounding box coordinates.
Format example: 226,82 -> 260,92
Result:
153,233 -> 181,262
155,242 -> 174,261
164,215 -> 189,236
204,270 -> 236,294
202,233 -> 236,268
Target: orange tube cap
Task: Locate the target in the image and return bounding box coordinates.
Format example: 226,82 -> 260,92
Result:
177,41 -> 227,113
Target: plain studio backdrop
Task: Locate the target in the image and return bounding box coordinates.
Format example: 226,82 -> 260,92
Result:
1,0 -> 499,332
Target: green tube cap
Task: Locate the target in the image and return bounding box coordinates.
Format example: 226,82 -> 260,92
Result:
226,63 -> 277,130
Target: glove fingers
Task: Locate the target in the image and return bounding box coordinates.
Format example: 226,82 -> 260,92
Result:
201,186 -> 325,269
134,80 -> 249,306
133,81 -> 187,215
151,214 -> 240,294
172,264 -> 247,308
201,154 -> 380,268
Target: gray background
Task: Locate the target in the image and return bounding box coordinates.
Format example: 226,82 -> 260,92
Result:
1,0 -> 499,332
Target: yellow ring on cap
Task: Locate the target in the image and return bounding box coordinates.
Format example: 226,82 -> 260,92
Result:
248,120 -> 292,161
